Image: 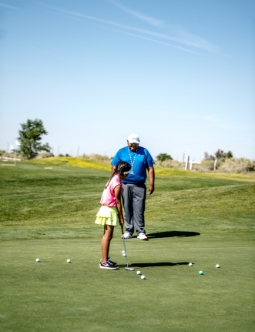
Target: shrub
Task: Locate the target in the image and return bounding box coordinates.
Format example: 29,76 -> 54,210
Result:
155,159 -> 184,169
218,158 -> 255,173
36,152 -> 54,159
81,153 -> 111,163
198,159 -> 215,171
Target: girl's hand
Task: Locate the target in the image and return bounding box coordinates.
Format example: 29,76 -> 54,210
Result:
119,218 -> 124,226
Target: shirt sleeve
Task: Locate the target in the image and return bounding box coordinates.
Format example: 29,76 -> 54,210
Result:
146,149 -> 155,167
110,175 -> 121,189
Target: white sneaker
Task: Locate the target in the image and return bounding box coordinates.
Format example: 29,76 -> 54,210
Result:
122,231 -> 132,239
137,233 -> 148,241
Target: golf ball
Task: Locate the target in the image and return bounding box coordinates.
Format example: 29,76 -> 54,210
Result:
136,271 -> 141,275
188,262 -> 193,266
67,259 -> 71,263
122,253 -> 126,257
199,270 -> 204,275
36,258 -> 40,262
122,250 -> 125,254
141,275 -> 146,280
216,264 -> 220,268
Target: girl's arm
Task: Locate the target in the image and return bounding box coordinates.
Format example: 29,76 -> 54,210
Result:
114,185 -> 124,225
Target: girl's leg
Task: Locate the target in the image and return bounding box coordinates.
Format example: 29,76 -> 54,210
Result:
101,225 -> 114,262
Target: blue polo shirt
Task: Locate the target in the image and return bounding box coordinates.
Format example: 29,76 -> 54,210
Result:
111,146 -> 155,184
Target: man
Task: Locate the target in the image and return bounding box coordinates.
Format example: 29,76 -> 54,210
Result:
111,133 -> 155,240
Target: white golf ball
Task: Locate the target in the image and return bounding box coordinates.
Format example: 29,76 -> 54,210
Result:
122,253 -> 126,257
67,259 -> 71,263
36,258 -> 40,262
122,250 -> 125,254
136,270 -> 141,275
141,275 -> 146,280
216,264 -> 220,268
189,262 -> 193,266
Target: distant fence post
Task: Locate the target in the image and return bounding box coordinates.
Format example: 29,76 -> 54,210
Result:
183,151 -> 186,164
214,158 -> 217,171
185,155 -> 189,170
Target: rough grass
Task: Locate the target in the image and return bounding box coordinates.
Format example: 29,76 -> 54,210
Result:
29,156 -> 111,170
154,157 -> 255,173
0,161 -> 255,332
29,156 -> 255,180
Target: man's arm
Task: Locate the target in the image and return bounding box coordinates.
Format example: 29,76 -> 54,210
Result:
111,149 -> 120,174
147,166 -> 155,195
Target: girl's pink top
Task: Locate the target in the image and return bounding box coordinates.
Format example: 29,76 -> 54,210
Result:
100,175 -> 121,207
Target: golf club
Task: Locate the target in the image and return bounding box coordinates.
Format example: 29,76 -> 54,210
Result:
121,224 -> 134,271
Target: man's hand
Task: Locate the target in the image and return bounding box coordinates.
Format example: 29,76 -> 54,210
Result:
148,185 -> 154,195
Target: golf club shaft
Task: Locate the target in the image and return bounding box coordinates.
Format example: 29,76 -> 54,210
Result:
121,224 -> 134,271
121,224 -> 129,267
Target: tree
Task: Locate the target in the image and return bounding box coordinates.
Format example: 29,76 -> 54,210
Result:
17,119 -> 51,159
204,149 -> 233,161
215,149 -> 225,159
214,149 -> 233,159
156,153 -> 173,162
204,152 -> 215,160
226,151 -> 233,159
0,150 -> 6,157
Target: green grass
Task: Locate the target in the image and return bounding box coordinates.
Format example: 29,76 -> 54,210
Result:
0,161 -> 255,331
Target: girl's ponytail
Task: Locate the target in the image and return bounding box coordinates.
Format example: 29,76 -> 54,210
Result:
105,161 -> 131,189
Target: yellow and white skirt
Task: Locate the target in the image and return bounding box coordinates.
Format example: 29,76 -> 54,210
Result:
95,206 -> 119,226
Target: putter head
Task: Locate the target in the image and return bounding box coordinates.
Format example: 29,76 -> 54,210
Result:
125,267 -> 134,271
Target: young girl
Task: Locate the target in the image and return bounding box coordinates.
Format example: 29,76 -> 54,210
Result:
95,161 -> 131,270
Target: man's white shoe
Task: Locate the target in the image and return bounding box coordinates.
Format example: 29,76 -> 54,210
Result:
137,233 -> 148,241
122,232 -> 132,239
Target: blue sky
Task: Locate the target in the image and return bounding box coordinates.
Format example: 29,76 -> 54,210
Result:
0,0 -> 254,161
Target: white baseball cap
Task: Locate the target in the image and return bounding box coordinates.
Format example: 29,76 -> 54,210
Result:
128,133 -> 140,144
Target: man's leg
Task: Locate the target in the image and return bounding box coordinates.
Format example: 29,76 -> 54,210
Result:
122,184 -> 134,235
133,184 -> 146,235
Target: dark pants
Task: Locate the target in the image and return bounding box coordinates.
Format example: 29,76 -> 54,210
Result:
122,183 -> 146,235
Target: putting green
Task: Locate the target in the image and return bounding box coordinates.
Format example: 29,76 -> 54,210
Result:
1,236 -> 254,332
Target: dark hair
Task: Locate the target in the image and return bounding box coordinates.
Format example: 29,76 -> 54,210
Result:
105,161 -> 131,189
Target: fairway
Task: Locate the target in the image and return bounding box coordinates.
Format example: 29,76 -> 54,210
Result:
1,162 -> 255,331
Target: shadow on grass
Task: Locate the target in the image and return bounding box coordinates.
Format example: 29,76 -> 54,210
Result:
147,231 -> 200,239
119,262 -> 192,268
